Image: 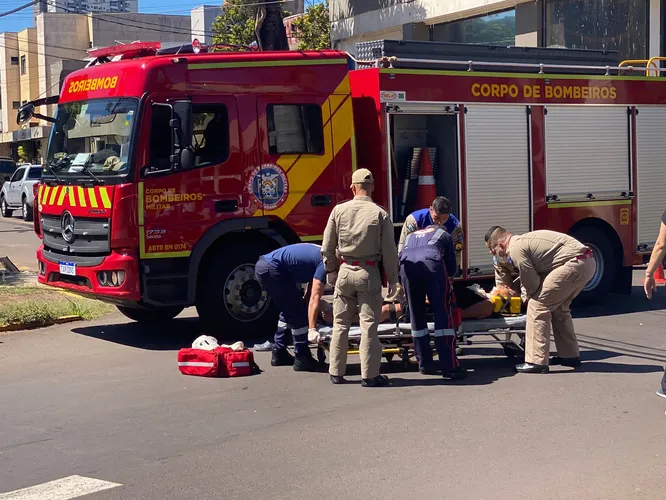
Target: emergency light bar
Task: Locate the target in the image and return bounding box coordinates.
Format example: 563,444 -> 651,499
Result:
88,41 -> 162,59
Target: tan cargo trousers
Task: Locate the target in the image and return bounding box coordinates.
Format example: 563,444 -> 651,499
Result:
329,264 -> 383,379
525,256 -> 597,366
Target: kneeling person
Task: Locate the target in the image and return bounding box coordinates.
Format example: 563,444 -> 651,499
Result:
400,225 -> 466,380
255,243 -> 327,372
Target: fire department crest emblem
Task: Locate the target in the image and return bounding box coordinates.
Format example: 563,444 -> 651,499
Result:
248,164 -> 289,211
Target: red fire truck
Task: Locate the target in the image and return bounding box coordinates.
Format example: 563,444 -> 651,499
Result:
20,40 -> 665,336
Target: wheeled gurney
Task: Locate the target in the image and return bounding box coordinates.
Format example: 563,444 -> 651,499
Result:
315,315 -> 527,369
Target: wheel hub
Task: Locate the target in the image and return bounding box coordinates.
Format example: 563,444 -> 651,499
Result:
223,264 -> 269,322
583,242 -> 604,292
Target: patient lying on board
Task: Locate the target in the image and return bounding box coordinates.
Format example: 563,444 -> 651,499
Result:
317,282 -> 497,326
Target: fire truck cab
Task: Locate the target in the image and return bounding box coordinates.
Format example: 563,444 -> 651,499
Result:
24,40 -> 666,337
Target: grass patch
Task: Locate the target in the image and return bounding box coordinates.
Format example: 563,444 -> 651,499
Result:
0,286 -> 113,329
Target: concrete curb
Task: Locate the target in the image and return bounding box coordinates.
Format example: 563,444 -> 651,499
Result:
0,314 -> 84,333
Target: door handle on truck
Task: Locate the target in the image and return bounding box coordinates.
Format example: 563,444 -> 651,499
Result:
311,195 -> 332,207
215,199 -> 238,213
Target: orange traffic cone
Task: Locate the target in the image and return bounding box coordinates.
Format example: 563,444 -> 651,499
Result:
414,148 -> 437,210
655,264 -> 666,285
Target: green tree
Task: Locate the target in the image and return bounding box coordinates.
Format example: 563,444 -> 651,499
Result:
210,0 -> 259,48
292,1 -> 331,50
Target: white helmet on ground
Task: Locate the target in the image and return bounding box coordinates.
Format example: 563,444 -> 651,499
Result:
192,335 -> 219,350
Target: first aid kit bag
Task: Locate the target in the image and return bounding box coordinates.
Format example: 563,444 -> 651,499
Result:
177,348 -> 220,377
215,347 -> 257,377
177,347 -> 260,378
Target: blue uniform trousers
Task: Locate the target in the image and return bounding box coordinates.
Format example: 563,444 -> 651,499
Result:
400,257 -> 459,373
255,257 -> 309,355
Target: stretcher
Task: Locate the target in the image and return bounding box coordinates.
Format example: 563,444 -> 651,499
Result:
315,315 -> 527,369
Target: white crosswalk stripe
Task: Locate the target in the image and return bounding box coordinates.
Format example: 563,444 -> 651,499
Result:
0,475 -> 121,500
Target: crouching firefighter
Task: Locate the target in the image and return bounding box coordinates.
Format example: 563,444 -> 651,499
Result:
400,225 -> 467,380
255,243 -> 327,372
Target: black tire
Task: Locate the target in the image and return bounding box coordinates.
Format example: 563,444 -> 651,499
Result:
195,239 -> 279,339
0,196 -> 12,217
569,226 -> 616,303
117,305 -> 184,323
22,196 -> 33,222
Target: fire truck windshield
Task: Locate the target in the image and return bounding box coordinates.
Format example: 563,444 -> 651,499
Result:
45,97 -> 138,183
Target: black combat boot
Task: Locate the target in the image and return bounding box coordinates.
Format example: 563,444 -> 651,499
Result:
361,375 -> 390,387
271,347 -> 294,367
293,351 -> 327,372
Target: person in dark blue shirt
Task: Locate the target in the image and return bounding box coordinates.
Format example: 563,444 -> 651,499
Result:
255,243 -> 327,372
400,225 -> 466,380
398,196 -> 464,272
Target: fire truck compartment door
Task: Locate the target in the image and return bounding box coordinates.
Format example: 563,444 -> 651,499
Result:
545,106 -> 630,200
636,106 -> 666,252
464,105 -> 531,276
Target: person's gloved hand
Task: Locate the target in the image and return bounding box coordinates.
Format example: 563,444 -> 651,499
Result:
308,328 -> 321,344
326,271 -> 338,288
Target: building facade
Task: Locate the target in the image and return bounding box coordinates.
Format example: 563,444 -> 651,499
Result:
0,12 -> 190,162
330,0 -> 660,64
45,0 -> 138,14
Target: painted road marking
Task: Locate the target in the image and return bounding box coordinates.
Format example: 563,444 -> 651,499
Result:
0,475 -> 121,499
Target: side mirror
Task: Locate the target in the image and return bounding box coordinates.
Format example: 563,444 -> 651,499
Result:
17,103 -> 35,125
172,100 -> 193,169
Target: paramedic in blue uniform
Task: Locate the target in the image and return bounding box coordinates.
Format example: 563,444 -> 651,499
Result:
255,243 -> 327,372
398,196 -> 464,271
400,224 -> 467,380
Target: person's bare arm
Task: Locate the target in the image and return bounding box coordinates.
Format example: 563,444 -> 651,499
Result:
307,278 -> 326,329
645,222 -> 666,299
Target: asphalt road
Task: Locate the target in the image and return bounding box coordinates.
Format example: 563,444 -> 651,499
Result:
0,215 -> 38,271
1,273 -> 666,500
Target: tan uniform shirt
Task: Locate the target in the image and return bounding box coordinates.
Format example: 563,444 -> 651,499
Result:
321,195 -> 399,285
508,230 -> 588,299
397,213 -> 464,269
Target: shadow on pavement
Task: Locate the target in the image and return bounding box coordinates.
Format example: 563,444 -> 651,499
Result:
72,318 -> 273,351
574,286 -> 666,318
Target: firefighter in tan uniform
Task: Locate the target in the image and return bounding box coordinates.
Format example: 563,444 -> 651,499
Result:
485,227 -> 596,373
321,168 -> 399,387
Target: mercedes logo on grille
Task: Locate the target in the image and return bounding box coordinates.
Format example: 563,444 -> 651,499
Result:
61,211 -> 75,244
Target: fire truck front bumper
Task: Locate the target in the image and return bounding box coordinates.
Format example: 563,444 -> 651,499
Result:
37,245 -> 141,303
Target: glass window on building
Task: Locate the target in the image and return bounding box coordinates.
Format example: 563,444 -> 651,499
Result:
432,10 -> 516,45
546,0 -> 648,61
20,55 -> 26,75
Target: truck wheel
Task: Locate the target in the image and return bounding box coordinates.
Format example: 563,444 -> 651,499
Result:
0,196 -> 12,217
22,196 -> 33,222
196,241 -> 278,339
570,226 -> 616,303
117,305 -> 184,324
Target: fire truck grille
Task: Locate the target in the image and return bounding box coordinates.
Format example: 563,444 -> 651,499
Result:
41,214 -> 110,256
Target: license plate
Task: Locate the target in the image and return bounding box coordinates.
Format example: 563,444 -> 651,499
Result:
59,261 -> 76,276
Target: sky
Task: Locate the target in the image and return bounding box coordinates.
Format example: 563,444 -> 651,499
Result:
0,0 -> 323,36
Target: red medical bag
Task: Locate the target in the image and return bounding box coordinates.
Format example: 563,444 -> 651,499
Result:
215,347 -> 257,377
177,348 -> 220,377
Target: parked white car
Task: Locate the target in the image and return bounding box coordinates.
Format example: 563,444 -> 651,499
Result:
0,164 -> 42,221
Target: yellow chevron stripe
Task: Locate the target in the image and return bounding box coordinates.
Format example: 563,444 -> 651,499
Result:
38,185 -> 45,204
67,186 -> 76,206
48,186 -> 59,205
56,186 -> 67,206
99,187 -> 111,209
88,188 -> 98,208
77,187 -> 87,207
